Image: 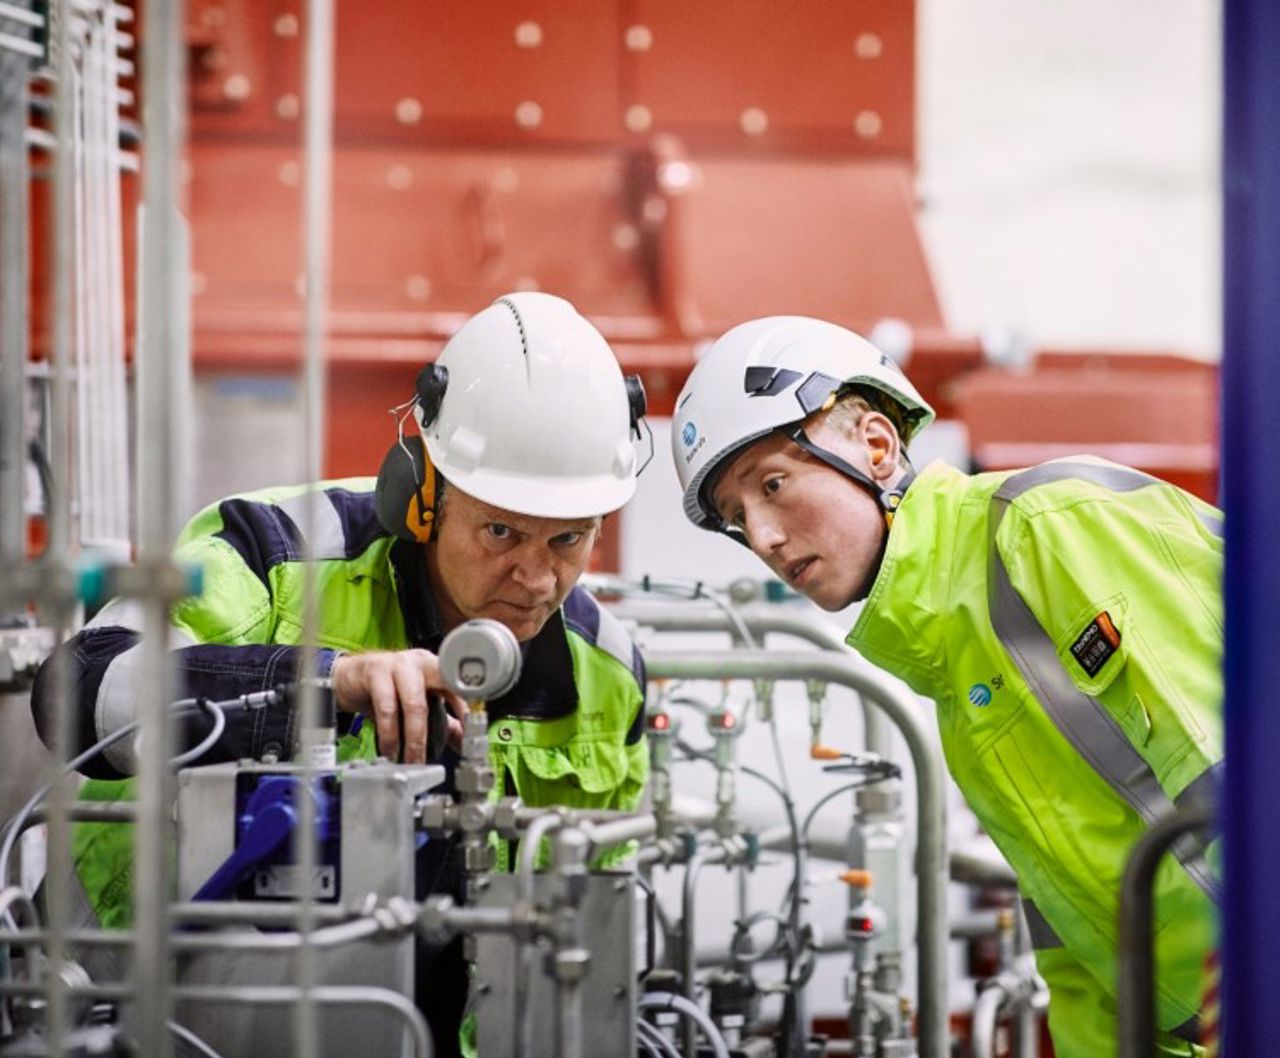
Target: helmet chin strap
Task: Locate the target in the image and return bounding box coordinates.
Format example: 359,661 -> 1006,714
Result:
785,424 -> 916,602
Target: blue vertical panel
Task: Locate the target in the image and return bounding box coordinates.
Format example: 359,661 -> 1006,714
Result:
1222,0 -> 1280,1050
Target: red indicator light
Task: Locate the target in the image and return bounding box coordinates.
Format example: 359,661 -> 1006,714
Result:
650,713 -> 670,731
856,917 -> 875,933
721,712 -> 736,729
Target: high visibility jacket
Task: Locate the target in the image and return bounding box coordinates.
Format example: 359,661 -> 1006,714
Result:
848,458 -> 1221,1058
36,478 -> 648,929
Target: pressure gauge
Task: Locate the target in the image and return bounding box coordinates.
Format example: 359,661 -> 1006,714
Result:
438,619 -> 522,703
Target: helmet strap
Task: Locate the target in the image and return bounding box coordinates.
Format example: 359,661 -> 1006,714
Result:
785,424 -> 914,526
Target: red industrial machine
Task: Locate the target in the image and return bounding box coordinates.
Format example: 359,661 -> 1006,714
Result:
31,0 -> 1218,557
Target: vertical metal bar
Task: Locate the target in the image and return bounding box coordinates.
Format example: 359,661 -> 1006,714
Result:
133,0 -> 189,1053
1116,805 -> 1214,1058
644,650 -> 949,1058
0,1 -> 29,563
1223,0 -> 1280,1053
41,1 -> 78,1054
295,0 -> 335,1054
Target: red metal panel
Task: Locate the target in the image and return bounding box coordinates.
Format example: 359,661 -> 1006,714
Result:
187,141 -> 659,341
320,0 -> 621,144
646,152 -> 942,338
624,0 -> 915,154
186,0 -> 284,136
953,361 -> 1220,503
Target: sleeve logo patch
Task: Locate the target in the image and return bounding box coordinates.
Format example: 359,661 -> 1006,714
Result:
1070,611 -> 1121,677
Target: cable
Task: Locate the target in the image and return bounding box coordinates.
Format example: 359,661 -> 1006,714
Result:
0,692 -> 249,916
169,698 -> 227,767
638,992 -> 732,1058
635,1018 -> 681,1058
800,781 -> 865,844
167,1019 -> 227,1058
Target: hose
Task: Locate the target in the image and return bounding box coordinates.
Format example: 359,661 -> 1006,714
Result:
638,992 -> 732,1058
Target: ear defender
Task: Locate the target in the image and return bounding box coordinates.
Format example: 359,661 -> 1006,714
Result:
625,374 -> 648,440
374,363 -> 449,544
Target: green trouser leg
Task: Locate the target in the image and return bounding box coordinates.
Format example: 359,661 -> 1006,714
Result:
1036,946 -> 1203,1058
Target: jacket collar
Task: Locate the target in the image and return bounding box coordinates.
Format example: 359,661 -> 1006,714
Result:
846,460 -> 963,701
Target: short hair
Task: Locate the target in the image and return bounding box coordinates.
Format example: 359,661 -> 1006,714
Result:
821,385 -> 911,439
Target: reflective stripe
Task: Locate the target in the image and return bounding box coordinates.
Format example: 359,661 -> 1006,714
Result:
1197,509 -> 1225,539
95,628 -> 197,775
595,604 -> 638,675
1021,898 -> 1063,950
276,490 -> 347,560
988,463 -> 1221,901
1175,759 -> 1223,811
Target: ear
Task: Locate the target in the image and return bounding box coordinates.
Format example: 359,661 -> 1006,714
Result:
858,412 -> 904,484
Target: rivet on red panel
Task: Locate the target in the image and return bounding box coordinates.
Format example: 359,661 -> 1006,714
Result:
625,25 -> 653,52
514,101 -> 543,129
625,105 -> 652,132
855,33 -> 883,60
395,98 -> 423,125
514,21 -> 543,48
387,165 -> 413,191
854,110 -> 882,139
223,74 -> 251,102
740,107 -> 768,136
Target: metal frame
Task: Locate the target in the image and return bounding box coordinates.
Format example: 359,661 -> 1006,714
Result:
643,648 -> 950,1058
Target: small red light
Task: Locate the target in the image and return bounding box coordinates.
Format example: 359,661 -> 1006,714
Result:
650,713 -> 670,731
721,712 -> 736,729
857,917 -> 875,933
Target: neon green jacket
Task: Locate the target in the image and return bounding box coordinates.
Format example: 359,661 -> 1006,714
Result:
55,478 -> 648,925
848,458 -> 1220,1058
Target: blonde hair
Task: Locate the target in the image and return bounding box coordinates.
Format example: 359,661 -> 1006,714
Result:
820,386 -> 911,440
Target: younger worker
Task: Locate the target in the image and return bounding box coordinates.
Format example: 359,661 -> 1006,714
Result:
32,292 -> 651,1058
669,315 -> 1220,1058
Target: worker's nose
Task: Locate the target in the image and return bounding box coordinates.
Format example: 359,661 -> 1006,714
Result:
509,545 -> 556,596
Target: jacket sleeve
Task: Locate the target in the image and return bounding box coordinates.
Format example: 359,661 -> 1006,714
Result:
996,473 -> 1223,797
30,497 -> 340,780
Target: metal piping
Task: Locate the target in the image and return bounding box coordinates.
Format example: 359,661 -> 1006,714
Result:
174,985 -> 433,1058
610,602 -> 891,754
680,843 -> 730,1058
644,649 -> 949,1058
294,0 -> 336,1052
1117,803 -> 1215,1058
134,0 -> 191,1052
0,12 -> 28,562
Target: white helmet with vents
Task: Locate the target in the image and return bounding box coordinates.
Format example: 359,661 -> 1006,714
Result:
672,315 -> 934,530
418,292 -> 642,518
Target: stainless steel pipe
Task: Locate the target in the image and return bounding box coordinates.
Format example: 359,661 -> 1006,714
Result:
644,649 -> 949,1058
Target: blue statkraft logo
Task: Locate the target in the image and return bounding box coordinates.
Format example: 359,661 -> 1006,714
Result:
968,683 -> 993,708
681,422 -> 698,448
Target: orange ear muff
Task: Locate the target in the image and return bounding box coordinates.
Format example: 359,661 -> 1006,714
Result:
375,434 -> 439,544
405,444 -> 437,543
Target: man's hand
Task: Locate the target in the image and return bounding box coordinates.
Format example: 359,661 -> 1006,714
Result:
330,649 -> 466,764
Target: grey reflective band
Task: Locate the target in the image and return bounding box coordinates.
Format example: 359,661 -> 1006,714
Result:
1021,899 -> 1063,950
988,462 -> 1221,902
1175,759 -> 1223,811
276,491 -> 347,560
1197,509 -> 1225,539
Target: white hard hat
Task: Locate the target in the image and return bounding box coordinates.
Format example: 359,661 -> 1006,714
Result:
417,292 -> 639,518
672,315 -> 935,530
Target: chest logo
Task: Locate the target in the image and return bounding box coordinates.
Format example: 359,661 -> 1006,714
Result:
1070,611 -> 1122,678
968,683 -> 993,707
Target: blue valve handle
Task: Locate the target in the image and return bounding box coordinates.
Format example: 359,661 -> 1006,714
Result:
191,775 -> 335,902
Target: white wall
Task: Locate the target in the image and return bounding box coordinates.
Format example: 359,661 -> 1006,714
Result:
917,0 -> 1221,356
